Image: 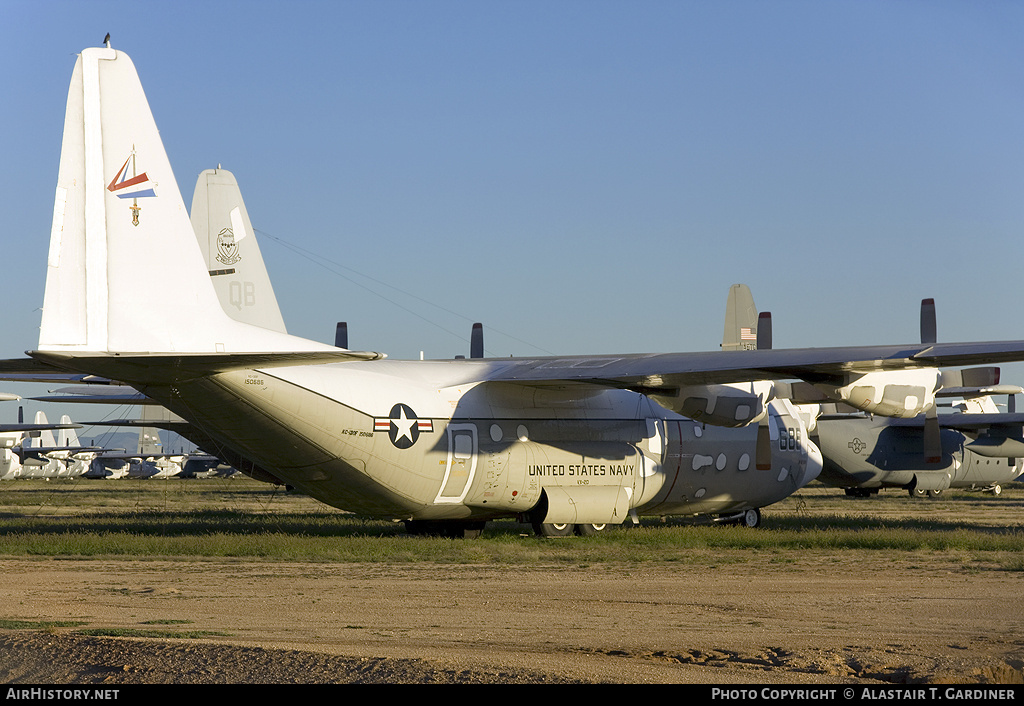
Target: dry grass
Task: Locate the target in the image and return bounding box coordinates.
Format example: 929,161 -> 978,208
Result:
0,478 -> 1019,567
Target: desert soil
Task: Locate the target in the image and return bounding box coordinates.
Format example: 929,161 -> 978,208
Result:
0,553 -> 1021,684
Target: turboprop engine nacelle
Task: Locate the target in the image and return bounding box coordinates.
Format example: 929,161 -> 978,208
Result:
812,368 -> 941,418
648,381 -> 774,427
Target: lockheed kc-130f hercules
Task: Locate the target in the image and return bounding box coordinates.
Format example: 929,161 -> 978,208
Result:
8,46 -> 1024,537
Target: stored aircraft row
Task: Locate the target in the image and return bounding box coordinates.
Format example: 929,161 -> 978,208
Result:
0,402 -> 227,480
0,407 -> 85,480
4,45 -> 1024,537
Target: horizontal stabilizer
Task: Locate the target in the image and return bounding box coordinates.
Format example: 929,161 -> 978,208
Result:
0,359 -> 77,380
29,349 -> 384,385
31,388 -> 153,404
84,419 -> 194,434
0,423 -> 82,433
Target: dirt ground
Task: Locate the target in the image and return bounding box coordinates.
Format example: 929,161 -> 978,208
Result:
0,553 -> 1021,684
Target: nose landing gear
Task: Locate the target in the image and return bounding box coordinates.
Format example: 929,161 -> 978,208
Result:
715,508 -> 762,527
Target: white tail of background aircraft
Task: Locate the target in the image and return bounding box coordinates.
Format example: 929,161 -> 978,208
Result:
32,412 -> 57,449
57,414 -> 80,449
57,414 -> 93,477
21,412 -> 64,478
191,168 -> 288,334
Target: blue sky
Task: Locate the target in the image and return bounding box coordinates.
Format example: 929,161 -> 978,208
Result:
2,1 -> 1024,424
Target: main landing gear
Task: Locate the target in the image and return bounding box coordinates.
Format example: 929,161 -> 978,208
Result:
531,522 -> 610,537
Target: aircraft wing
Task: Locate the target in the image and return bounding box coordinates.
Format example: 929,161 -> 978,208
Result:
6,340 -> 1024,391
885,413 -> 1024,431
8,340 -> 1024,427
470,341 -> 1024,390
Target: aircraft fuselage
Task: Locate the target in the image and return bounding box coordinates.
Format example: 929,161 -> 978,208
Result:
130,359 -> 820,524
814,414 -> 1023,493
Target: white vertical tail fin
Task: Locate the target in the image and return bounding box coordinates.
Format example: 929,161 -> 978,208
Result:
57,415 -> 80,448
39,48 -> 333,356
31,412 -> 57,448
138,404 -> 168,454
138,427 -> 163,455
191,168 -> 288,333
721,284 -> 759,351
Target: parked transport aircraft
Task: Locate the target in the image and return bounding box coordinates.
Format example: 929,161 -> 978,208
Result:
722,284 -> 1024,498
7,46 -> 1024,536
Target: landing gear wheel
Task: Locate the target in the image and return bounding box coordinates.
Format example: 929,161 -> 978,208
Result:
928,489 -> 943,498
741,508 -> 762,528
533,522 -> 575,537
575,523 -> 608,537
991,484 -> 1002,496
910,488 -> 928,498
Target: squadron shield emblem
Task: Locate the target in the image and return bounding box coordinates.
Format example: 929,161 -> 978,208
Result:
215,227 -> 242,265
374,403 -> 433,449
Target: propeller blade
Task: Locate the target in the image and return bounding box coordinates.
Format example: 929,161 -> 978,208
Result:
920,298 -> 936,345
756,418 -> 772,470
470,323 -> 484,359
1008,394 -> 1021,467
756,312 -> 772,351
335,322 -> 348,349
923,407 -> 941,463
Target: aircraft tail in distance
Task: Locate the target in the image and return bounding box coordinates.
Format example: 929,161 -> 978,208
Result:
31,412 -> 57,449
57,414 -> 80,448
191,168 -> 288,334
721,283 -> 759,351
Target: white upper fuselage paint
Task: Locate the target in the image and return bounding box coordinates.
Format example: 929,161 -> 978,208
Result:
232,358 -> 821,522
261,359 -> 638,420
